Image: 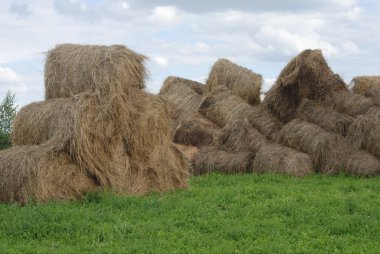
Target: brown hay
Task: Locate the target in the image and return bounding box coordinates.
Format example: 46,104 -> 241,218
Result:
263,49 -> 347,122
252,143 -> 313,177
174,144 -> 200,162
198,89 -> 282,139
366,88 -> 380,106
297,99 -> 354,136
159,76 -> 203,127
345,150 -> 380,176
167,76 -> 205,95
277,119 -> 351,174
325,91 -> 374,117
192,148 -> 254,175
365,106 -> 380,119
174,113 -> 221,147
12,91 -> 190,195
216,117 -> 267,153
206,59 -> 262,105
346,115 -> 380,158
352,76 -> 380,95
0,145 -> 97,203
45,44 -> 147,99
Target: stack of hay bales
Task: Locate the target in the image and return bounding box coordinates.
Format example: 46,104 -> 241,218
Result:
160,60 -> 314,177
0,44 -> 190,203
161,51 -> 380,177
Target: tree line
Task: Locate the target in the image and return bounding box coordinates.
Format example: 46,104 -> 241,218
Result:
0,91 -> 17,149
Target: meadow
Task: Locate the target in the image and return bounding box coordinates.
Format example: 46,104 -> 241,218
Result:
0,173 -> 379,253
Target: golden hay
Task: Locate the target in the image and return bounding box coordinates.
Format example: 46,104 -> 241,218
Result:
252,143 -> 313,177
45,44 -> 147,99
352,76 -> 380,95
206,59 -> 262,105
216,117 -> 267,153
297,99 -> 354,136
12,91 -> 190,196
198,89 -> 282,139
0,145 -> 97,203
174,113 -> 221,148
263,49 -> 347,122
159,76 -> 203,127
192,148 -> 254,175
346,115 -> 380,158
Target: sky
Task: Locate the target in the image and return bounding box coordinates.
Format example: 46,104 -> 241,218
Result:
0,0 -> 380,106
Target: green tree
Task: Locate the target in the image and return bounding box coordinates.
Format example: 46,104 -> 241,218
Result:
0,91 -> 17,149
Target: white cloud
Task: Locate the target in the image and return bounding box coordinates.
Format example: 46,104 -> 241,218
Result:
193,42 -> 210,53
150,6 -> 180,24
0,67 -> 20,81
154,56 -> 169,66
255,26 -> 338,57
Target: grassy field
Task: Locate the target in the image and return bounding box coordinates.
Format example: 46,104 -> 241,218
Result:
0,173 -> 379,254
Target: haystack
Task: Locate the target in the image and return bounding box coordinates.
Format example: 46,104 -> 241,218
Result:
206,59 -> 262,105
352,76 -> 380,95
192,148 -> 254,175
12,91 -> 190,195
297,99 -> 354,136
347,115 -> 380,158
174,113 -> 221,147
277,119 -> 379,175
45,44 -> 147,99
252,143 -> 313,177
198,89 -> 282,139
216,117 -> 267,153
263,49 -> 347,122
0,145 -> 96,203
159,76 -> 203,127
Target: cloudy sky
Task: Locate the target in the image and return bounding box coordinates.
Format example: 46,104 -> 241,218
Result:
0,0 -> 379,106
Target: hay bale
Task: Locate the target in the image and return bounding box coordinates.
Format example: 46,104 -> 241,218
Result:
198,89 -> 282,139
252,143 -> 313,177
277,119 -> 351,174
45,44 -> 147,99
206,59 -> 262,105
159,76 -> 203,127
166,76 -> 205,95
12,91 -> 190,195
174,144 -> 200,162
263,49 -> 347,122
345,150 -> 380,176
346,115 -> 380,158
174,113 -> 221,147
366,88 -> 380,106
365,106 -> 380,119
216,117 -> 267,153
325,91 -> 374,117
192,148 -> 254,175
352,76 -> 380,95
12,93 -> 132,192
297,99 -> 354,136
0,145 -> 97,203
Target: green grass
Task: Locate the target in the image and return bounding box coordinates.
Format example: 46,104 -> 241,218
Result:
0,173 -> 379,254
